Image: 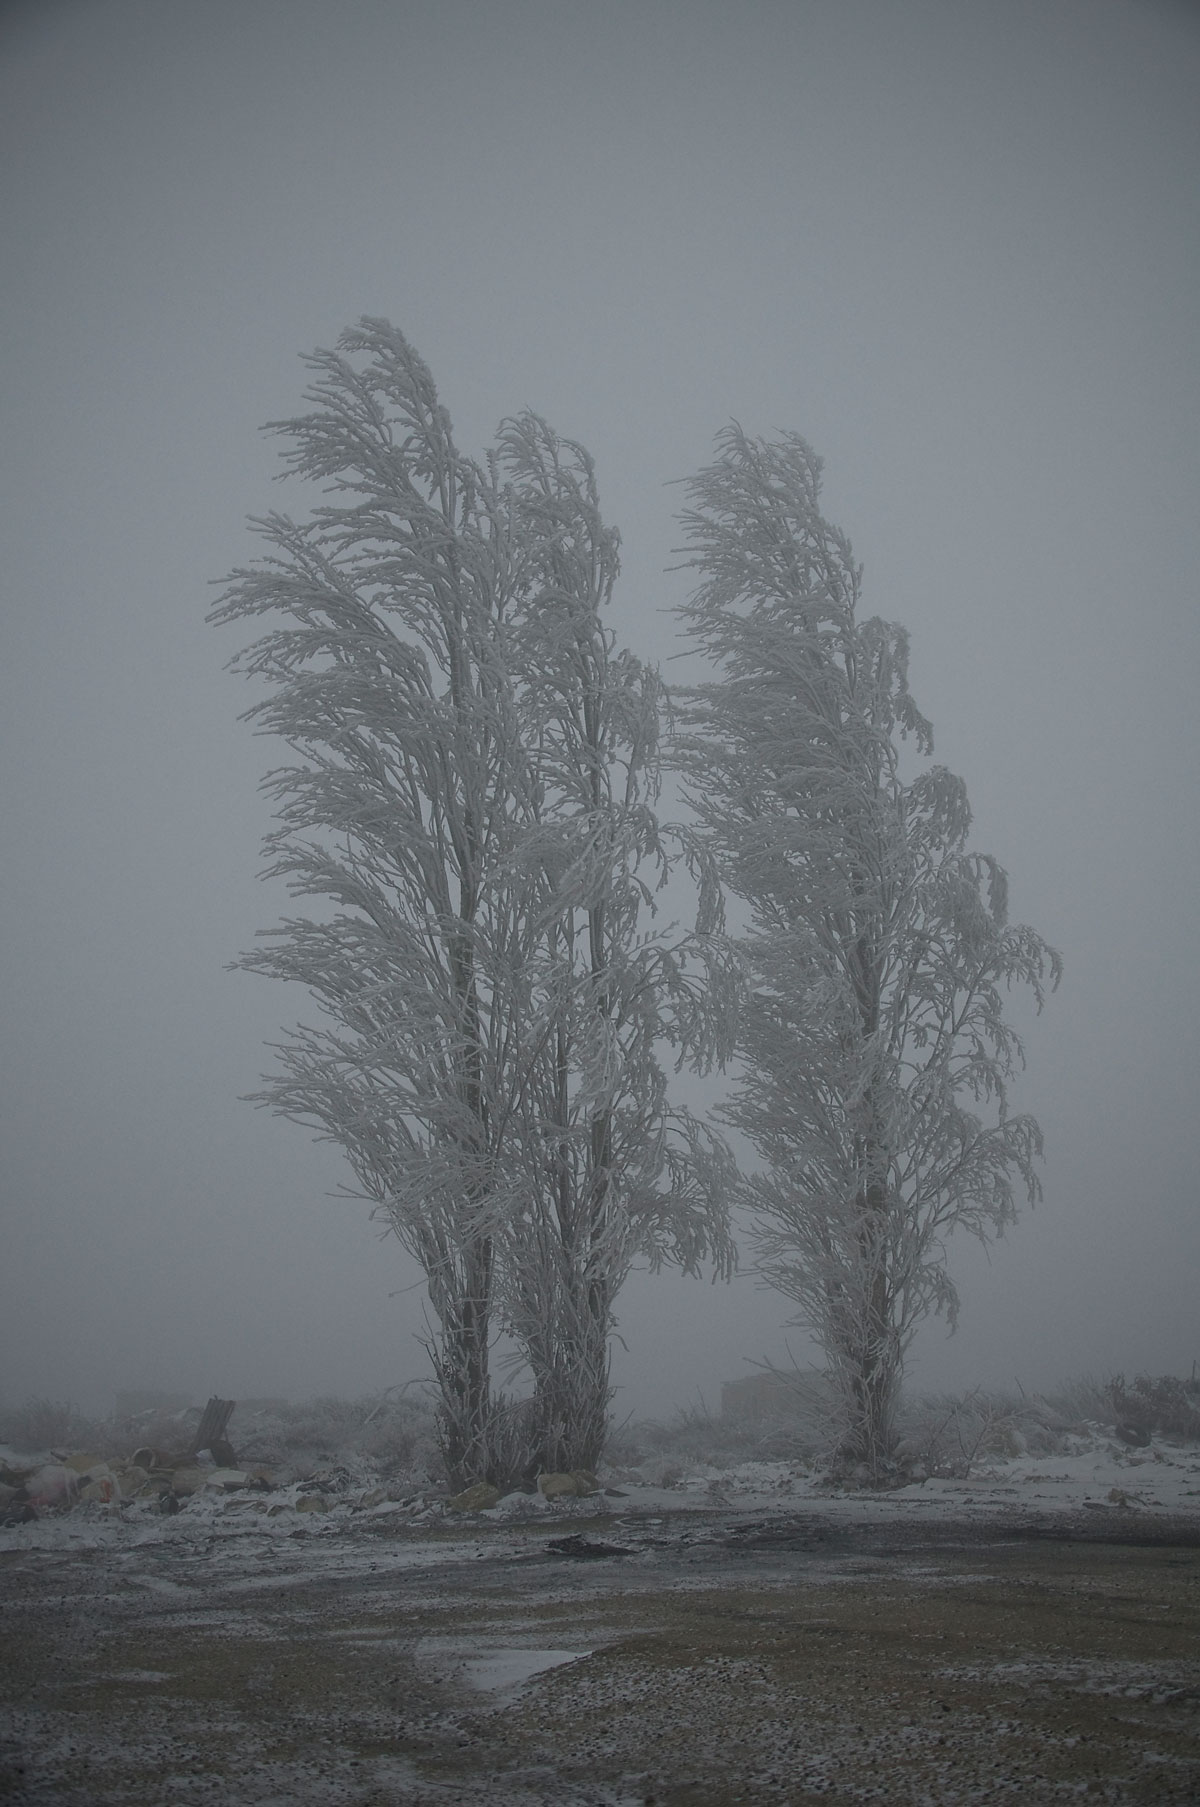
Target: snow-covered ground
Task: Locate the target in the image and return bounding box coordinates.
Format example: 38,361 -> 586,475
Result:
3,1428 -> 1198,1805
3,1426 -> 1197,1560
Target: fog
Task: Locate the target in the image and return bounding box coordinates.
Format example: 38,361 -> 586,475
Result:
2,0 -> 1197,1424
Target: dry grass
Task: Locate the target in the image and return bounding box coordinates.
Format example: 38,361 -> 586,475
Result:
5,1370 -> 1197,1490
1107,1371 -> 1200,1442
607,1371 -> 1200,1486
0,1397 -> 104,1453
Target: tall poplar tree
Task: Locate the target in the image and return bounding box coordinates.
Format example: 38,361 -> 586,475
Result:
213,321 -> 732,1487
214,320 -> 550,1484
496,416 -> 735,1472
674,426 -> 1061,1475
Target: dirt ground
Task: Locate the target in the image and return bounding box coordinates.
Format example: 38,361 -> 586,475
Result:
2,1507 -> 1198,1805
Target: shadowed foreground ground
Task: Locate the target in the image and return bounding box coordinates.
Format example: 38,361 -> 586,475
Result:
1,1509 -> 1198,1804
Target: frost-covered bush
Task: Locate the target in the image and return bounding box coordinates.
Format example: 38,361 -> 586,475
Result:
1107,1373 -> 1200,1443
891,1374 -> 1190,1478
279,1398 -> 367,1457
896,1387 -> 1080,1479
1037,1374 -> 1111,1429
0,1398 -> 102,1454
605,1400 -> 823,1475
227,1393 -> 443,1481
356,1394 -> 441,1474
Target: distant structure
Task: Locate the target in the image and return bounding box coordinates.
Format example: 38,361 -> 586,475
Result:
721,1370 -> 832,1424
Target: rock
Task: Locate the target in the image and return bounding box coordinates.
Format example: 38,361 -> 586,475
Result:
169,1466 -> 209,1497
295,1493 -> 331,1513
1115,1422 -> 1152,1448
487,1490 -> 550,1518
537,1471 -> 598,1501
357,1487 -> 388,1510
205,1468 -> 251,1491
536,1472 -> 576,1501
446,1482 -> 501,1513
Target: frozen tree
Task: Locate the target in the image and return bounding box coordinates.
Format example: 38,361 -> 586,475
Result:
494,416 -> 737,1472
673,427 -> 1061,1477
213,320 -> 733,1486
212,320 -> 545,1486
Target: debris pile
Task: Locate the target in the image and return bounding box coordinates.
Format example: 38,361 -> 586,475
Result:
0,1394 -> 622,1531
0,1396 -> 278,1524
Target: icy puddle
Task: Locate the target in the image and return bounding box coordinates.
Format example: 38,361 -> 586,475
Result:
460,1645 -> 592,1693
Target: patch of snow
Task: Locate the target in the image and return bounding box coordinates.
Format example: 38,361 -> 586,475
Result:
4,1434 -> 1199,1564
461,1646 -> 592,1693
481,1489 -> 551,1520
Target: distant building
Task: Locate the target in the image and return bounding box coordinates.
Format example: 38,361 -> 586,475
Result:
721,1370 -> 832,1423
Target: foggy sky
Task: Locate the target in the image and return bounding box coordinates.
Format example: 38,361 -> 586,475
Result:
2,0 -> 1197,1420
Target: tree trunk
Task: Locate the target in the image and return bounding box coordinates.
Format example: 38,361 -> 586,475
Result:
838,1164 -> 900,1476
530,1301 -> 611,1475
435,1235 -> 495,1490
840,920 -> 899,1478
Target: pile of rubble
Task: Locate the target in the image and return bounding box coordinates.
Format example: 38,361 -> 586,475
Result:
1,1460 -> 612,1527
0,1448 -> 262,1521
0,1395 -> 268,1524
0,1391 -> 619,1530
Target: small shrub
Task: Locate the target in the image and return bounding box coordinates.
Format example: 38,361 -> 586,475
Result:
0,1398 -> 101,1453
214,1392 -> 442,1481
279,1397 -> 364,1455
475,1394 -> 540,1489
898,1390 -> 1005,1478
604,1397 -> 821,1475
358,1392 -> 441,1477
1106,1373 -> 1200,1443
897,1387 -> 1079,1479
1038,1373 -> 1110,1429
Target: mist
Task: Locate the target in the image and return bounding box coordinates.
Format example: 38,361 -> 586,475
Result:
2,0 -> 1197,1425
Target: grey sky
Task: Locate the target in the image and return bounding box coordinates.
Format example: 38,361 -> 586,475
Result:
1,0 -> 1197,1419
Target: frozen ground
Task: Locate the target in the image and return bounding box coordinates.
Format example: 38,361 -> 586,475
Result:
3,1421 -> 1200,1554
1,1431 -> 1199,1803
